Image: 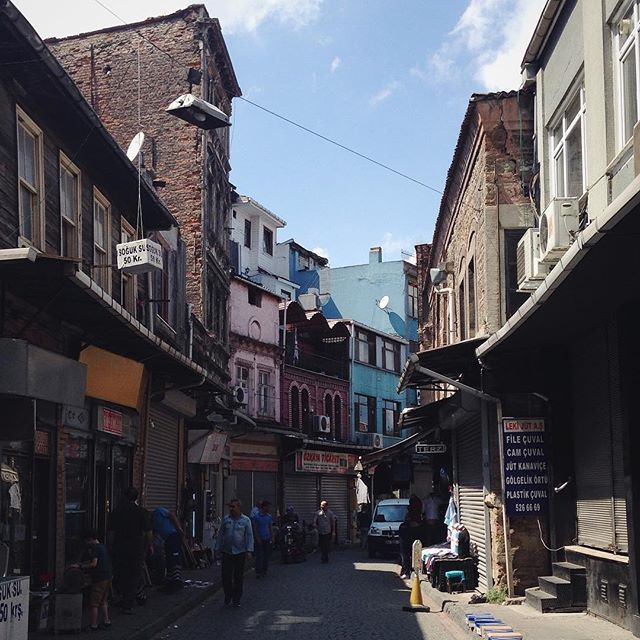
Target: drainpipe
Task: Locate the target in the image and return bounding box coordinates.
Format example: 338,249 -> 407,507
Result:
188,303 -> 194,360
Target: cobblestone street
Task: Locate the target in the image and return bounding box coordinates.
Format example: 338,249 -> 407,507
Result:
153,550 -> 466,640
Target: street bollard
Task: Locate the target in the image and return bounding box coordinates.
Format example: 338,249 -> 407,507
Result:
402,540 -> 430,612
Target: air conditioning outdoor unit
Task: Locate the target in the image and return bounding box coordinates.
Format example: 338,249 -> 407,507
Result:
233,386 -> 247,406
371,433 -> 383,449
516,228 -> 551,292
313,415 -> 331,434
539,198 -> 579,264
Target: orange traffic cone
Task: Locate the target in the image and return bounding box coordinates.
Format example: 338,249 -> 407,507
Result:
402,573 -> 430,612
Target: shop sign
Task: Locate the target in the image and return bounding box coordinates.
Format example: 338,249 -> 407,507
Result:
201,433 -> 228,464
415,443 -> 447,454
98,408 -> 123,437
61,405 -> 89,430
34,431 -> 49,456
295,450 -> 358,475
503,418 -> 549,518
116,238 -> 163,274
0,576 -> 29,640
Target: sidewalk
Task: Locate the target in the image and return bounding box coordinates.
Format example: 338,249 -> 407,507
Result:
419,579 -> 636,640
30,563 -> 224,640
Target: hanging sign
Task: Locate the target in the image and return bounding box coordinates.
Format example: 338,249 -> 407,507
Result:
295,450 -> 359,474
98,408 -> 124,437
503,418 -> 549,517
116,238 -> 163,274
0,576 -> 29,640
415,443 -> 447,454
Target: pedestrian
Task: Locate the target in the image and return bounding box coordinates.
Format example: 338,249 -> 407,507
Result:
252,500 -> 273,578
74,528 -> 112,631
214,499 -> 254,607
399,494 -> 427,579
151,507 -> 185,592
423,489 -> 444,546
107,487 -> 152,614
314,500 -> 336,564
357,504 -> 372,549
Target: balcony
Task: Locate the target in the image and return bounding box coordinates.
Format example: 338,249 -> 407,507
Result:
284,345 -> 348,380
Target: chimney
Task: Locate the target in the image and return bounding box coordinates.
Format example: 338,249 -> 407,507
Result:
369,247 -> 382,264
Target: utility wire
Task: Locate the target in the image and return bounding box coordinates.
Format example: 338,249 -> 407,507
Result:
238,96 -> 443,196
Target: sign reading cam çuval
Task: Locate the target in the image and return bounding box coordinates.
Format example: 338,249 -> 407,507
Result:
503,418 -> 549,518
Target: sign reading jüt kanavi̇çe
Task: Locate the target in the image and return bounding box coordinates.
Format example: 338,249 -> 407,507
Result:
503,418 -> 549,518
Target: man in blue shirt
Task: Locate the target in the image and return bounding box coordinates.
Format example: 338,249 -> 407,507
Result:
252,501 -> 273,578
214,499 -> 254,607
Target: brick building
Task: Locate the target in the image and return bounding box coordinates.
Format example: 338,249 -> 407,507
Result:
397,90 -> 540,594
47,4 -> 241,386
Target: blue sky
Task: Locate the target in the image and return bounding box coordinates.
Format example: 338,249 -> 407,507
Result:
14,0 -> 545,266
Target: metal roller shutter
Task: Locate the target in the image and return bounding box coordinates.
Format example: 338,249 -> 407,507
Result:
320,476 -> 350,543
284,475 -> 318,527
146,405 -> 179,512
456,419 -> 488,589
573,324 -> 628,553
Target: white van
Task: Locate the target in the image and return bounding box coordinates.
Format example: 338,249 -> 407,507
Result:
367,498 -> 409,558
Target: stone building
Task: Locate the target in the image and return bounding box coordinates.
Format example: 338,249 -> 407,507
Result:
398,90 -> 538,593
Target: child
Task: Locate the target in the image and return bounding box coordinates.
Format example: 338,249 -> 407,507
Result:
76,529 -> 113,631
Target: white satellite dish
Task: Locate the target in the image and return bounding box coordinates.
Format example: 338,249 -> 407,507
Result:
126,131 -> 145,162
378,295 -> 390,310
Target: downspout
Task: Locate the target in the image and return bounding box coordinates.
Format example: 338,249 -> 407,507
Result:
188,303 -> 194,360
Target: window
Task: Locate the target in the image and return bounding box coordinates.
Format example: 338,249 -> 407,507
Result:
206,277 -> 215,331
407,281 -> 418,318
334,395 -> 342,439
382,339 -> 400,372
616,3 -> 640,144
156,244 -> 176,326
290,386 -> 300,429
355,394 -> 376,433
324,394 -> 334,434
458,278 -> 466,340
550,86 -> 586,198
383,400 -> 400,436
258,371 -> 271,416
248,287 -> 262,307
467,257 -> 476,337
262,226 -> 274,255
16,108 -> 43,248
301,388 -> 310,432
60,153 -> 81,259
120,220 -> 136,314
93,190 -> 111,293
356,329 -> 376,366
244,219 -> 252,249
236,364 -> 251,411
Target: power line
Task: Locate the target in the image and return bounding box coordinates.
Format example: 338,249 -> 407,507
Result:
238,96 -> 444,196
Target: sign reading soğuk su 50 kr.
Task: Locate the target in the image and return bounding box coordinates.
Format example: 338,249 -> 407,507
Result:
503,418 -> 549,518
116,238 -> 163,274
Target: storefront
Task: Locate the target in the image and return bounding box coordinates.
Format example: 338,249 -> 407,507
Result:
283,448 -> 358,543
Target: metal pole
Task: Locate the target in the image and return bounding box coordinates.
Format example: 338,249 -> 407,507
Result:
496,400 -> 514,597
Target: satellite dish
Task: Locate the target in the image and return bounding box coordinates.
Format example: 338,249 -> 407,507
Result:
126,131 -> 145,162
378,295 -> 390,310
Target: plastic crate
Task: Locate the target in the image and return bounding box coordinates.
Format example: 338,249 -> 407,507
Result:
429,557 -> 478,591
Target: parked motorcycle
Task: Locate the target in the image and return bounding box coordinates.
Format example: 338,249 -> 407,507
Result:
279,522 -> 306,564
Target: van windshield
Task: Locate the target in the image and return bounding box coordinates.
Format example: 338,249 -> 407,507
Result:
374,504 -> 407,523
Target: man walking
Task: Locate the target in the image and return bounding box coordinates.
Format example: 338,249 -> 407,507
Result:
214,499 -> 254,607
108,487 -> 152,614
314,500 -> 336,564
252,501 -> 273,578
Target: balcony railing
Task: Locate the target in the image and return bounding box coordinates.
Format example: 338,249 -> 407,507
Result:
284,347 -> 348,379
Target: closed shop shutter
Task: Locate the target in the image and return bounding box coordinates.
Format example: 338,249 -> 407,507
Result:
573,324 -> 628,552
456,419 -> 488,590
320,476 -> 350,543
146,405 -> 180,512
284,474 -> 318,527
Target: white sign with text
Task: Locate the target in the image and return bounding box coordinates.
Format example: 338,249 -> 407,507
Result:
0,576 -> 29,640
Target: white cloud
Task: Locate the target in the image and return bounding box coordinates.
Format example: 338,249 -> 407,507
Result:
380,232 -> 419,261
413,0 -> 545,91
312,246 -> 329,259
12,0 -> 323,39
330,56 -> 342,73
370,80 -> 401,107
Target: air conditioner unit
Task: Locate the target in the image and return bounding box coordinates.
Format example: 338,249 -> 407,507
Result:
516,228 -> 551,292
371,433 -> 383,449
313,415 -> 331,434
233,386 -> 247,406
539,198 -> 579,264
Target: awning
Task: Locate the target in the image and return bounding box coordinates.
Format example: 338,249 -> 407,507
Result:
477,173 -> 640,363
363,395 -> 456,465
397,336 -> 494,402
0,252 -> 223,391
188,430 -> 228,465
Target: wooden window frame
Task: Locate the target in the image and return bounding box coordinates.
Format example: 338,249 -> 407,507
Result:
244,218 -> 252,249
16,106 -> 45,250
92,188 -> 112,294
59,152 -> 82,260
382,399 -> 400,436
262,226 -> 274,256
